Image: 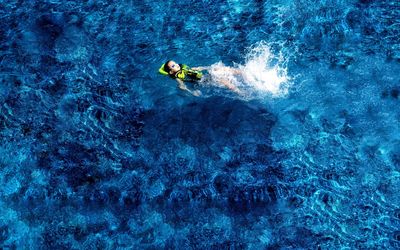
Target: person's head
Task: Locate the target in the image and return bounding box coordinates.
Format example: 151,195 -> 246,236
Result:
163,60 -> 181,75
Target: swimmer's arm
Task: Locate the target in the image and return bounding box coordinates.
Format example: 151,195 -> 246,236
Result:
176,79 -> 201,96
176,79 -> 189,91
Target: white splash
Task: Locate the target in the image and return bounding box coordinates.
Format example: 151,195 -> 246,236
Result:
205,41 -> 290,98
240,41 -> 290,97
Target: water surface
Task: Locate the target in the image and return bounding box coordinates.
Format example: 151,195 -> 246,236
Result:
0,0 -> 399,249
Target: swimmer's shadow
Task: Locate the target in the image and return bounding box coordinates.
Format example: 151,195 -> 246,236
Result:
143,96 -> 277,155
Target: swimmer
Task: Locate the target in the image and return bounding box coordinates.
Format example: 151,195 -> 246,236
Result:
159,60 -> 243,96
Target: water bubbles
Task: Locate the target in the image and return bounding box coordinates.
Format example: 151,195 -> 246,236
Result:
240,41 -> 290,97
206,41 -> 290,99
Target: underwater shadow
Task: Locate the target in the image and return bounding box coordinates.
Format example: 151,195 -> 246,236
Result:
143,96 -> 287,215
143,95 -> 276,154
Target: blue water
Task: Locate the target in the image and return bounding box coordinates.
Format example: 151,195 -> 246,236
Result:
1,0 -> 399,249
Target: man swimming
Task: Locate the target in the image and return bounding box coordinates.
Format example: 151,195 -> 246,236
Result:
159,60 -> 242,96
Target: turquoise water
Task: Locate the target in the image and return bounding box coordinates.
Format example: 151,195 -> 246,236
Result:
0,0 -> 400,249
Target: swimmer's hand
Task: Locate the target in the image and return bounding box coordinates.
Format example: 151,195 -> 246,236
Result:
191,90 -> 202,96
177,79 -> 201,97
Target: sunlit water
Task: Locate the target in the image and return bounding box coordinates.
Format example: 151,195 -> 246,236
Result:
0,0 -> 399,249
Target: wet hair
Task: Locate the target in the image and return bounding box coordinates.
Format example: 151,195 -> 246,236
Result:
163,60 -> 172,74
